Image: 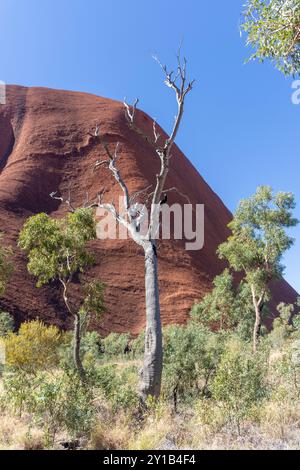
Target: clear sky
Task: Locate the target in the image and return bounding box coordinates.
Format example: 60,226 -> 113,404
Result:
1,0 -> 299,292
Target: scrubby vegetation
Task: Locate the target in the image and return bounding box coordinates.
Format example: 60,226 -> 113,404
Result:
0,182 -> 299,450
1,308 -> 300,450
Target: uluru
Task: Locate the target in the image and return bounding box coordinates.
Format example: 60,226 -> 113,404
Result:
0,85 -> 298,335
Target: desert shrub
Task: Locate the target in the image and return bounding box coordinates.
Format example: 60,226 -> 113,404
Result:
3,369 -> 95,447
266,303 -> 297,350
0,311 -> 14,337
131,331 -> 145,358
102,332 -> 131,358
4,320 -> 62,373
59,330 -> 103,368
162,322 -> 227,410
94,363 -> 139,413
211,339 -> 267,434
81,331 -> 103,359
3,371 -> 36,415
269,340 -> 300,399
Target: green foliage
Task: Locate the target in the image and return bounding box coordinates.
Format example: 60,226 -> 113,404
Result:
79,282 -> 107,334
268,336 -> 300,402
131,331 -> 145,357
81,331 -> 103,360
3,369 -> 95,446
18,209 -> 106,379
5,320 -> 62,373
18,209 -> 96,287
242,0 -> 300,76
0,311 -> 14,337
191,269 -> 254,336
218,186 -> 297,292
162,323 -> 227,407
211,339 -> 267,433
95,364 -> 139,412
267,302 -> 297,348
218,186 -> 297,349
0,234 -> 13,297
102,332 -> 131,358
3,370 -> 35,415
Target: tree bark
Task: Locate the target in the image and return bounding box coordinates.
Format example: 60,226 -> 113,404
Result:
252,303 -> 262,354
73,312 -> 86,383
95,56 -> 194,404
251,286 -> 264,354
139,241 -> 163,402
60,279 -> 86,383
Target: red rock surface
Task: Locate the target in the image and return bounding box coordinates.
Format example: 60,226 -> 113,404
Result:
0,85 -> 298,335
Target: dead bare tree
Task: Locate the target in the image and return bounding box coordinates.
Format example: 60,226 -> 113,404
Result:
93,52 -> 195,403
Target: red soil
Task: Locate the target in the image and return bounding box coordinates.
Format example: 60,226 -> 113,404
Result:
0,85 -> 298,335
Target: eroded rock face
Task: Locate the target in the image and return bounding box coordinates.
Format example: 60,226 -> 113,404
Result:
0,85 -> 298,334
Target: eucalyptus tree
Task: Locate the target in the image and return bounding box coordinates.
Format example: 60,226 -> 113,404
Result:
88,54 -> 194,403
242,0 -> 300,75
218,186 -> 298,353
191,269 -> 254,339
18,209 -> 106,382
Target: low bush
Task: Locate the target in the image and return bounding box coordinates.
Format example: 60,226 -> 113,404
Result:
102,332 -> 131,358
211,338 -> 267,434
5,320 -> 62,373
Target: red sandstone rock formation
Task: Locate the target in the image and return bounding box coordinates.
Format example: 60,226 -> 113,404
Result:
0,85 -> 297,335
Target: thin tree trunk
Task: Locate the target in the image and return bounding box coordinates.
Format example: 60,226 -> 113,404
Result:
251,286 -> 264,354
60,278 -> 86,383
73,312 -> 86,383
139,241 -> 163,403
253,303 -> 262,354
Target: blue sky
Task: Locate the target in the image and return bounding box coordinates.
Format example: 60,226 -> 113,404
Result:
1,0 -> 299,292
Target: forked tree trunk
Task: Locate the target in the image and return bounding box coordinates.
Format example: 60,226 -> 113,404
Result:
139,241 -> 163,402
73,312 -> 86,383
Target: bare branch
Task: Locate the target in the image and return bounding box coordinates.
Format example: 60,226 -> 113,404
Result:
124,97 -> 139,124
144,186 -> 191,206
99,141 -> 132,219
153,119 -> 161,143
160,186 -> 191,204
88,123 -> 101,138
50,187 -> 76,213
129,184 -> 153,205
50,187 -> 100,212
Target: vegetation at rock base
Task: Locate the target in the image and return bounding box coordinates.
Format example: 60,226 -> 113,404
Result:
218,186 -> 298,352
0,185 -> 299,449
18,209 -> 106,382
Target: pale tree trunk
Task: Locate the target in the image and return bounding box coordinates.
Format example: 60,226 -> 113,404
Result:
73,312 -> 86,383
61,278 -> 86,383
93,52 -> 194,404
251,285 -> 264,353
253,302 -> 262,354
139,241 -> 163,401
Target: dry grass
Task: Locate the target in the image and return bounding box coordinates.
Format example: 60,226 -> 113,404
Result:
1,356 -> 300,451
1,398 -> 300,450
0,411 -> 45,450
